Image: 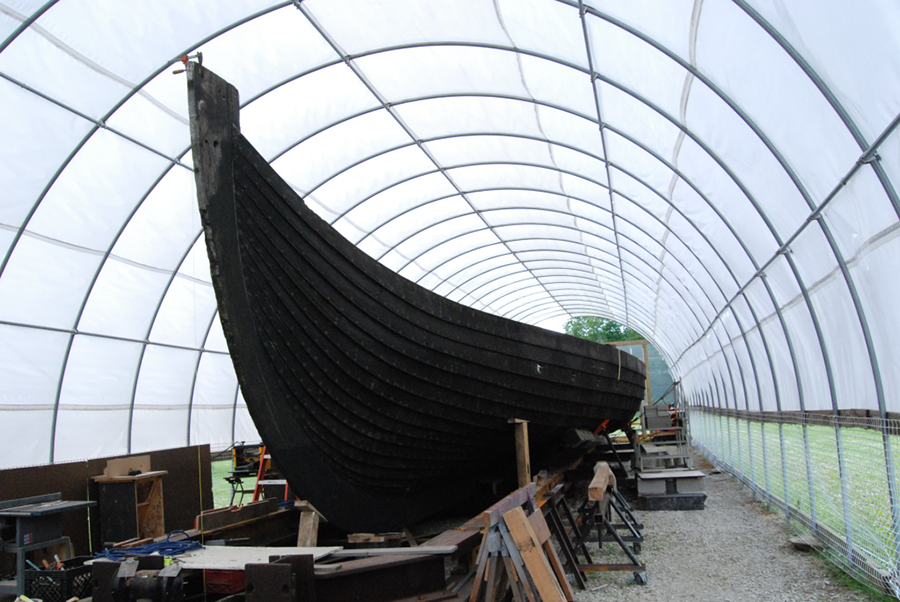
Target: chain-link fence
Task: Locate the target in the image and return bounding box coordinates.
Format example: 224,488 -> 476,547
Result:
689,406 -> 900,598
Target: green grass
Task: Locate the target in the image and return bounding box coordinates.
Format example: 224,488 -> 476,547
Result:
820,550 -> 897,602
692,410 -> 900,593
210,459 -> 258,509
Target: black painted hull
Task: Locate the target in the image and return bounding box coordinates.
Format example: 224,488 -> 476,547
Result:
188,64 -> 645,531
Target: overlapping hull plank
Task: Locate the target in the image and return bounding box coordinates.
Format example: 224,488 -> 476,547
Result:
188,64 -> 645,531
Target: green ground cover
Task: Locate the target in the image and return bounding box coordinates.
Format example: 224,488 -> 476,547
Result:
692,410 -> 900,589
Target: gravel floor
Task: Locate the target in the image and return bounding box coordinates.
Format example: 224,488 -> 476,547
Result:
575,453 -> 882,602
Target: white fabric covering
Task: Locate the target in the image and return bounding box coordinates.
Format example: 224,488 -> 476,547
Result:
0,0 -> 898,472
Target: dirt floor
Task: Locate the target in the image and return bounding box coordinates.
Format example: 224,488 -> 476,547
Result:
575,453 -> 888,602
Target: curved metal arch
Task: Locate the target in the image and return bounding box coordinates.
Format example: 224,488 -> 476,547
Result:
185,304 -> 227,448
732,0 -> 900,217
51,145 -> 197,455
429,243 -> 514,289
9,5 -> 294,462
417,155 -> 742,307
10,12 -> 808,418
259,82 -> 756,313
0,0 -> 58,53
8,7 -> 808,328
441,256 -> 535,299
470,222 -> 707,330
1,3 -> 292,281
603,133 -> 752,284
125,228 -> 207,453
444,249 -> 628,297
526,290 -> 623,320
391,180 -> 728,330
0,72 -> 193,170
562,0 -> 891,428
601,128 -> 812,417
359,161 -> 614,253
253,62 -> 780,426
283,95 -> 606,210
504,296 -> 600,324
616,250 -> 706,344
489,286 -> 553,316
48,154 -> 193,461
404,227 -> 619,283
503,247 -> 621,276
368,172 -> 731,319
513,305 -> 585,327
457,270 -> 541,308
244,34 -> 787,248
257,76 -> 804,405
555,14 -> 866,425
505,293 -> 619,324
456,261 -> 622,310
602,136 -> 806,421
10,1 -> 876,464
294,5 -> 578,320
385,203 -> 614,272
481,279 -> 624,318
575,0 -> 632,343
613,223 -> 721,318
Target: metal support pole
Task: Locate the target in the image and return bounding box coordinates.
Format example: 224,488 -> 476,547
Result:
642,342 -> 651,405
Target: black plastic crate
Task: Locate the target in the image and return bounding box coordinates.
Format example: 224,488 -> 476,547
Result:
25,556 -> 92,602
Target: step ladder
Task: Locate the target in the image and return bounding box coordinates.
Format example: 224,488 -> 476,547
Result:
251,446 -> 291,502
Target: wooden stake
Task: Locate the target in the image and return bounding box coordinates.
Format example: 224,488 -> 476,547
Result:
509,419 -> 531,489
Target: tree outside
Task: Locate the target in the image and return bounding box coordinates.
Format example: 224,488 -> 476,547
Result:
564,316 -> 643,343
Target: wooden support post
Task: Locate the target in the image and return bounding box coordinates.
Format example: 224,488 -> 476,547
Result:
588,462 -> 615,501
509,419 -> 531,489
296,510 -> 319,547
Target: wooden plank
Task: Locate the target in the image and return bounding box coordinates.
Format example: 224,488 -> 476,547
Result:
527,510 -> 550,545
543,540 -> 574,602
92,470 -> 168,483
503,556 -> 526,602
467,530 -> 490,602
137,475 -> 165,539
588,462 -> 615,501
483,556 -> 499,602
402,527 -> 418,547
502,506 -> 565,602
423,527 -> 481,551
197,499 -> 279,531
165,545 -> 339,570
103,455 -> 151,478
526,506 -> 573,599
293,499 -> 327,521
482,483 -> 537,528
330,546 -> 457,557
296,510 -> 319,547
348,532 -> 385,544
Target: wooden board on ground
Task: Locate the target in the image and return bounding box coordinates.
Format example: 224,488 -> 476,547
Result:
164,545 -> 341,570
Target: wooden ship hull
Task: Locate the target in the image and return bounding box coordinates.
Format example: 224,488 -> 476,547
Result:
187,64 -> 646,532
